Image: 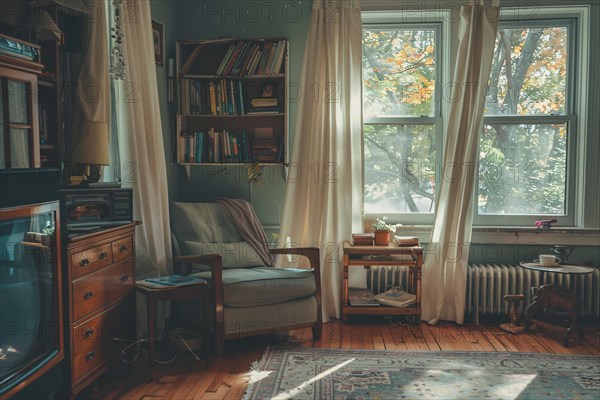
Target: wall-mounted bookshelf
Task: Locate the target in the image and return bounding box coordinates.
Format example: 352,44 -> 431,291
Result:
175,38 -> 288,179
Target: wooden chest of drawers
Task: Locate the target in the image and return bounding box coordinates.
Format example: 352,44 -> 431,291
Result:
62,222 -> 139,397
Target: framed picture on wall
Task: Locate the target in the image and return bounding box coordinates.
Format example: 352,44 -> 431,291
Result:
152,19 -> 164,66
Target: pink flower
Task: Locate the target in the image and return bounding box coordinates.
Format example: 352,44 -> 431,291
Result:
535,220 -> 543,228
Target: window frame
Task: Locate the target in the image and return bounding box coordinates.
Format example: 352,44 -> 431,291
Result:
474,12 -> 584,227
362,11 -> 450,226
362,6 -> 593,229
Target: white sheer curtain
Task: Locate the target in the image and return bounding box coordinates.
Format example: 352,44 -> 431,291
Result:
421,0 -> 499,325
116,1 -> 172,331
279,0 -> 363,321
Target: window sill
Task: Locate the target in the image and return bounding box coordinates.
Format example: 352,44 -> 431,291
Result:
396,226 -> 600,246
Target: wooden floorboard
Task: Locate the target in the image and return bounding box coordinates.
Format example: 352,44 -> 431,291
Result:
80,320 -> 600,400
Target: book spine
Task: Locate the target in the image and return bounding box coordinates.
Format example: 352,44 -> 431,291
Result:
274,40 -> 286,74
195,131 -> 201,163
216,44 -> 235,76
209,82 -> 216,115
232,41 -> 250,76
248,43 -> 263,75
265,42 -> 278,75
189,133 -> 196,163
229,80 -> 237,115
178,133 -> 185,163
238,81 -> 245,115
257,41 -> 272,75
223,41 -> 244,76
271,40 -> 283,74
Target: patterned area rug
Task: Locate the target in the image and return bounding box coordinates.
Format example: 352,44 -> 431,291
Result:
243,347 -> 599,399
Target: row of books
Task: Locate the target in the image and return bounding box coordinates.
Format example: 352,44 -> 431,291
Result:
216,40 -> 287,77
180,79 -> 247,116
180,78 -> 282,116
177,129 -> 283,164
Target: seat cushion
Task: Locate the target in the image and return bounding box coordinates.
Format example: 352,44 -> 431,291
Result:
191,267 -> 316,307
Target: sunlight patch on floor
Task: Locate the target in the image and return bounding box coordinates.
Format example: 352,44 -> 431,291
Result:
246,369 -> 273,384
404,370 -> 536,399
272,358 -> 356,400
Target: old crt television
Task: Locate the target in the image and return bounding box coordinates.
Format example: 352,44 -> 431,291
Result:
61,187 -> 133,230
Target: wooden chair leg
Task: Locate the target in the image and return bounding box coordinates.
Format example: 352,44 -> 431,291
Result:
215,322 -> 224,355
313,322 -> 322,341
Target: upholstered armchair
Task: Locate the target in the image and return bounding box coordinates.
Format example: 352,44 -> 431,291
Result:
170,201 -> 322,354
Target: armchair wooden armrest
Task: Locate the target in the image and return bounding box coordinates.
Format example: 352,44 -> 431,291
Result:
269,247 -> 320,272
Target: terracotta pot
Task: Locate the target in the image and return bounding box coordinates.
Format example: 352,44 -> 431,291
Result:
373,230 -> 391,246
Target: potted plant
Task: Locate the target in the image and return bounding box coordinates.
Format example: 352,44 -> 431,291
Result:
372,217 -> 400,246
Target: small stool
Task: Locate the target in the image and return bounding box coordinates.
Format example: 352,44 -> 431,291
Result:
500,294 -> 526,334
136,281 -> 212,380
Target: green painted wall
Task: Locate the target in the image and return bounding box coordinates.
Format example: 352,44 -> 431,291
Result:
150,0 -> 180,201
152,0 -> 313,226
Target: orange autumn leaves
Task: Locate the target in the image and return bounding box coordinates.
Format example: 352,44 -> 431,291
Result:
363,31 -> 436,108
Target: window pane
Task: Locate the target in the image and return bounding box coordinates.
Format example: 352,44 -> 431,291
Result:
478,123 -> 567,215
363,28 -> 436,118
10,128 -> 31,168
485,26 -> 568,116
7,80 -> 29,124
364,124 -> 436,214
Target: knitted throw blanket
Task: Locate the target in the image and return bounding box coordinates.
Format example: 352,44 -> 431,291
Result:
215,198 -> 275,267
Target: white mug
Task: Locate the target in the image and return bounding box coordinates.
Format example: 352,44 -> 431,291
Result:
535,254 -> 561,266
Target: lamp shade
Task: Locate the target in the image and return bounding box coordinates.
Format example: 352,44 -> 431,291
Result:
69,121 -> 109,165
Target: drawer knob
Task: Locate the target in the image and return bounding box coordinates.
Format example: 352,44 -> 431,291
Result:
79,258 -> 90,267
121,275 -> 129,282
83,291 -> 94,300
84,327 -> 94,338
85,351 -> 95,361
119,245 -> 128,253
99,251 -> 108,260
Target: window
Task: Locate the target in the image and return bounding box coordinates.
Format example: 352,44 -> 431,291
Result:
362,7 -> 591,228
362,20 -> 444,224
477,18 -> 577,226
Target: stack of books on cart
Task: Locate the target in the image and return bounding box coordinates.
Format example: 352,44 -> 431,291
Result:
393,236 -> 419,246
137,275 -> 206,289
351,233 -> 374,245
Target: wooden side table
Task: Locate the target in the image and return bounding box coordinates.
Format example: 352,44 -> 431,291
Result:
342,241 -> 423,320
519,262 -> 594,347
136,281 -> 211,380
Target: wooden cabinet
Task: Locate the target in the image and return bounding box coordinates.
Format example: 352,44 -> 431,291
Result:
342,241 -> 423,320
0,34 -> 42,169
62,222 -> 139,397
176,38 -> 289,178
0,33 -> 63,169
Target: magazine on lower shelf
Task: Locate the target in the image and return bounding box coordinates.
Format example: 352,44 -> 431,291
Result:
348,288 -> 379,307
374,287 -> 416,307
136,275 -> 206,289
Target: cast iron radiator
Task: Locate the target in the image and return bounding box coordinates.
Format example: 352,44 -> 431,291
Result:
364,264 -> 599,323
